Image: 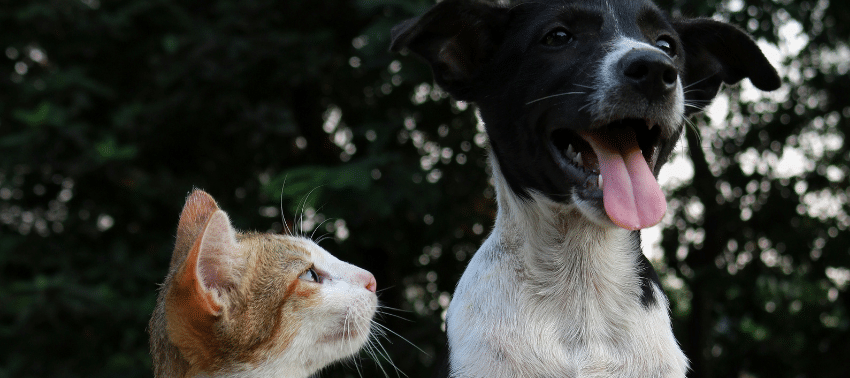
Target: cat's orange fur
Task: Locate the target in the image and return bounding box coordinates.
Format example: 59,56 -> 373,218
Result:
149,189 -> 377,378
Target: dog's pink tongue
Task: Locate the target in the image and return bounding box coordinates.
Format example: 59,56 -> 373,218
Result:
581,129 -> 666,230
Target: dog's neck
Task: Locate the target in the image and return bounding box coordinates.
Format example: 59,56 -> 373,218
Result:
488,155 -> 643,314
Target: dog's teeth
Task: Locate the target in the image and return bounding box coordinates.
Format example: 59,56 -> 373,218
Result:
566,144 -> 575,157
597,175 -> 603,189
575,152 -> 583,167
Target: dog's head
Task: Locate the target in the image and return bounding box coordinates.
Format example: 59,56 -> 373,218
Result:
391,0 -> 780,230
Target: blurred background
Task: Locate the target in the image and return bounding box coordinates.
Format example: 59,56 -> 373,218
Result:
0,0 -> 847,377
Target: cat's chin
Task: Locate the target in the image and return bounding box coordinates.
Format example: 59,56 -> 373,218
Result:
319,326 -> 368,345
321,295 -> 378,352
319,332 -> 371,363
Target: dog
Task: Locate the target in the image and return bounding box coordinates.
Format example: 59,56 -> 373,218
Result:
390,0 -> 780,377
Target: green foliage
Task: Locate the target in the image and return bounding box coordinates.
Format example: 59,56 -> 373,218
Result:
0,0 -> 847,377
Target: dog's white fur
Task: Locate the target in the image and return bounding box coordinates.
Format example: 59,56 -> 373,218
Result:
446,157 -> 688,378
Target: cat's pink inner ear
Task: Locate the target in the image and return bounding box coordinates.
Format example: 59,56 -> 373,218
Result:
196,210 -> 241,291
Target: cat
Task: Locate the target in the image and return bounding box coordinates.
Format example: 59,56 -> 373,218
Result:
148,189 -> 378,378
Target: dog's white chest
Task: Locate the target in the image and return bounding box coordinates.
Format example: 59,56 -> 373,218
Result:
445,212 -> 688,378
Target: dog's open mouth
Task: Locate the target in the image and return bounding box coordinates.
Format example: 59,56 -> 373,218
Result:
550,119 -> 667,230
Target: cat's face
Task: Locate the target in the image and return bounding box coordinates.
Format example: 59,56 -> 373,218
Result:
230,234 -> 379,377
149,189 -> 377,378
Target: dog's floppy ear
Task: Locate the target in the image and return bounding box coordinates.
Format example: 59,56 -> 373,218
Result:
389,0 -> 509,100
674,18 -> 781,114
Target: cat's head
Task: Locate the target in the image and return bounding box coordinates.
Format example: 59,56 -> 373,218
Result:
150,189 -> 377,378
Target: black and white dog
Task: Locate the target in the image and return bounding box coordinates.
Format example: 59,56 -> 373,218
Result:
391,0 -> 779,376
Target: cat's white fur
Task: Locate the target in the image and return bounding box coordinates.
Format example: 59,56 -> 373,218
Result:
445,157 -> 688,378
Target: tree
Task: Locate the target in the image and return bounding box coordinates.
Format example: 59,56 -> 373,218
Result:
0,0 -> 846,377
654,0 -> 850,377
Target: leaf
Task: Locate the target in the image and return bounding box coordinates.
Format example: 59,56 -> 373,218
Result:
94,137 -> 138,162
11,101 -> 58,127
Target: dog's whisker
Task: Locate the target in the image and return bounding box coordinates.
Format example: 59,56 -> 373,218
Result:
682,72 -> 721,90
526,91 -> 585,105
578,99 -> 595,114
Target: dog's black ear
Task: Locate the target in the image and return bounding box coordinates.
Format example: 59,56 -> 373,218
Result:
389,0 -> 509,100
674,18 -> 781,114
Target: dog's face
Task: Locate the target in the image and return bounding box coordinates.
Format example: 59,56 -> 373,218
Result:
391,0 -> 780,230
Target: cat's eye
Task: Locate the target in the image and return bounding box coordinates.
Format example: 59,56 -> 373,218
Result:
542,29 -> 574,47
655,36 -> 676,56
299,267 -> 322,283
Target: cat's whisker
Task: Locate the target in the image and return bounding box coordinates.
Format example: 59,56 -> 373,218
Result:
365,341 -> 391,378
374,286 -> 397,294
375,310 -> 413,322
357,320 -> 392,378
375,303 -> 408,311
278,177 -> 294,236
347,308 -> 373,377
342,299 -> 407,378
359,345 -> 377,377
364,323 -> 405,378
375,305 -> 413,322
375,304 -> 413,315
373,333 -> 407,378
370,321 -> 428,356
314,233 -> 333,245
310,217 -> 335,241
296,186 -> 322,236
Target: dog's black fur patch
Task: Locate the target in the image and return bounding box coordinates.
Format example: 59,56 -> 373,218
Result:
637,246 -> 661,307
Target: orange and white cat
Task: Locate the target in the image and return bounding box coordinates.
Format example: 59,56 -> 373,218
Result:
149,189 -> 378,378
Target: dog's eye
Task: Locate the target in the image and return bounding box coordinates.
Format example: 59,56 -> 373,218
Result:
542,29 -> 573,47
655,36 -> 676,56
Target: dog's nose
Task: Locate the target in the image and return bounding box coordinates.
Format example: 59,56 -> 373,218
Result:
620,50 -> 678,99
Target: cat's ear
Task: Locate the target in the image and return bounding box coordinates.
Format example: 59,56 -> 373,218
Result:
165,193 -> 242,364
169,190 -> 242,321
174,209 -> 242,317
173,189 -> 220,266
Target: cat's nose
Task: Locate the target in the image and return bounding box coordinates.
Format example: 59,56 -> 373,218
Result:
360,272 -> 377,293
